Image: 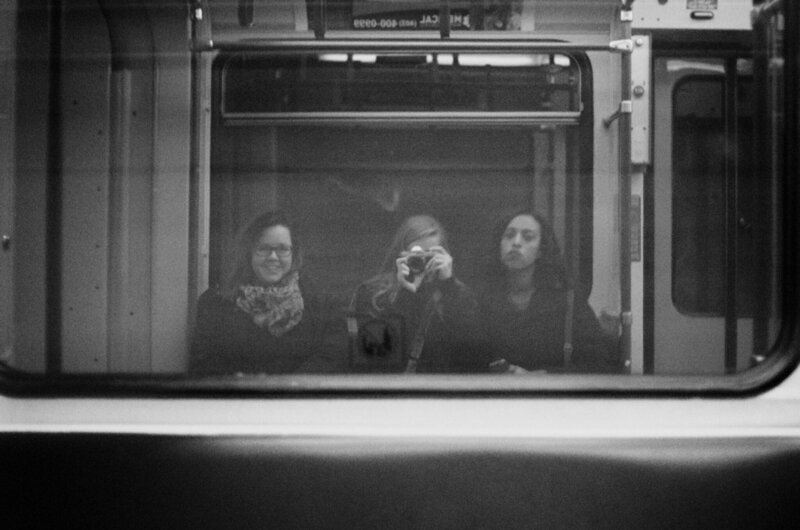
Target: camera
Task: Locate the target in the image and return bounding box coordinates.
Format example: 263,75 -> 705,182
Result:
405,246 -> 434,275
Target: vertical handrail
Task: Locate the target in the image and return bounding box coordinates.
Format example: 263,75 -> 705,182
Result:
45,0 -> 63,376
750,10 -> 772,363
723,57 -> 739,373
618,2 -> 634,372
784,0 -> 800,349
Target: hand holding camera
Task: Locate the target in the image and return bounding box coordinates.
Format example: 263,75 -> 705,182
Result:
396,245 -> 453,292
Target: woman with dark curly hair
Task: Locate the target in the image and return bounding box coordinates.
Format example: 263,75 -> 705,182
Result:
351,215 -> 486,373
190,211 -> 346,375
477,210 -> 620,373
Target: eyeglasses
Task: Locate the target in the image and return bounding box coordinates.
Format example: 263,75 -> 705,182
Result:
253,245 -> 293,258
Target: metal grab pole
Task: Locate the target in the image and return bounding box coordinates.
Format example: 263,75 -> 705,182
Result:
618,2 -> 634,372
46,0 -> 63,375
723,57 -> 739,373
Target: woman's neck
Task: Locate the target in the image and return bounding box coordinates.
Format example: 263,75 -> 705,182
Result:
505,266 -> 535,310
507,266 -> 535,293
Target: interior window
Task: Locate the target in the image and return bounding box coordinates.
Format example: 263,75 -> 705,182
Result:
671,70 -> 757,316
211,52 -> 590,303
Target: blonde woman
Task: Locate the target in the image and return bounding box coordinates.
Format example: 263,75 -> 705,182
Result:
352,215 -> 486,373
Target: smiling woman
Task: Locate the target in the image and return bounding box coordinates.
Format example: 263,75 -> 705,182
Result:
189,211 -> 347,375
251,226 -> 294,286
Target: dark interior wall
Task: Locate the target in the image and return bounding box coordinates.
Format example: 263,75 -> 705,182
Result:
210,124 -> 574,301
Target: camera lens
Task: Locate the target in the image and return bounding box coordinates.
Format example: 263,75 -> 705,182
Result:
407,255 -> 426,274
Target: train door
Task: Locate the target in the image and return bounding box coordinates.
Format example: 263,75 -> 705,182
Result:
651,53 -> 759,374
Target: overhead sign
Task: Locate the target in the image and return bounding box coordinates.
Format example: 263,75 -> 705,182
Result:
352,9 -> 471,30
351,0 -> 523,31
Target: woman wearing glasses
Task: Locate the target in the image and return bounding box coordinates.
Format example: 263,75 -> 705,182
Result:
190,211 -> 346,375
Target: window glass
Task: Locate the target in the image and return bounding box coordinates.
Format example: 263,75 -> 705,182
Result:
671,69 -> 757,316
0,0 -> 792,389
222,53 -> 579,115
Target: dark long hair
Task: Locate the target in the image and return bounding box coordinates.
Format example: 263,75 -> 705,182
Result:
221,211 -> 303,299
486,210 -> 569,292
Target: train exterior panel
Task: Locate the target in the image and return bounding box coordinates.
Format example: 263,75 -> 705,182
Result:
1,1 -> 799,528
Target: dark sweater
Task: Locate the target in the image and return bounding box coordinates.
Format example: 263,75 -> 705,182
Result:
477,285 -> 620,373
352,277 -> 488,373
189,280 -> 346,375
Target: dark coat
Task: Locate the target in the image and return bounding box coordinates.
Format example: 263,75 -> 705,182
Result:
352,277 -> 488,373
477,284 -> 620,373
189,279 -> 346,375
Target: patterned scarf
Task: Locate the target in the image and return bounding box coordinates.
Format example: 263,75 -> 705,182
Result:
236,271 -> 304,337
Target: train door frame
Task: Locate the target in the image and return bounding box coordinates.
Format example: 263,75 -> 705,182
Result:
0,0 -> 17,369
650,44 -> 761,375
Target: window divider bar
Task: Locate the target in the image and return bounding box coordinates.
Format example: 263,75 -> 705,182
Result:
221,111 -> 582,126
205,40 -> 625,54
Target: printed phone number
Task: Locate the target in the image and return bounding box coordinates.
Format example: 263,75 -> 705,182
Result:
353,18 -> 417,29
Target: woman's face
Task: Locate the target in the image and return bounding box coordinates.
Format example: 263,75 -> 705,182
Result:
500,214 -> 541,271
251,225 -> 293,285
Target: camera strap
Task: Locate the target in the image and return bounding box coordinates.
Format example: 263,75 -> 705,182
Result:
404,290 -> 442,373
563,289 -> 575,366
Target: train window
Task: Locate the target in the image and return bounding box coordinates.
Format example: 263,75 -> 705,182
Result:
209,49 -> 593,336
671,63 -> 756,317
1,0 -> 797,394
221,53 -> 580,116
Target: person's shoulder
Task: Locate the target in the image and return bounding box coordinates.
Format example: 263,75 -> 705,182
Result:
299,274 -> 338,299
198,286 -> 223,301
356,273 -> 390,291
437,276 -> 473,296
566,285 -> 594,306
473,278 -> 504,301
352,273 -> 391,300
449,277 -> 469,290
197,286 -> 233,310
193,287 -> 239,328
298,275 -> 345,312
